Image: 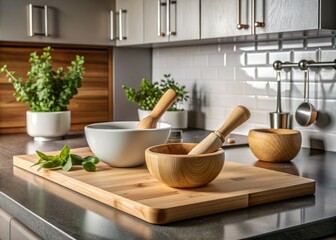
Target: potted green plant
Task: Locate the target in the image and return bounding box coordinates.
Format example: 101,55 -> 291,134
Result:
0,47 -> 85,141
122,74 -> 189,128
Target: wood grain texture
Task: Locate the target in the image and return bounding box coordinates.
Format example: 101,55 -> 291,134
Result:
0,46 -> 112,134
145,143 -> 225,188
248,129 -> 302,162
13,147 -> 315,224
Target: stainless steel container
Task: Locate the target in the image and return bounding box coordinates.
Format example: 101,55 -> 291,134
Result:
269,70 -> 290,129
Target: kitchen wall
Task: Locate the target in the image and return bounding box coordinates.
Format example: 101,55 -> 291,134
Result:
152,36 -> 336,151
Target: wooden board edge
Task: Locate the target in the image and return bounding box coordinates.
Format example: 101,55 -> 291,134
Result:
249,181 -> 316,206
153,194 -> 249,224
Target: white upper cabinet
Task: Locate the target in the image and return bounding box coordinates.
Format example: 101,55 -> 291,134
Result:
201,0 -> 321,39
201,0 -> 251,39
0,0 -> 114,45
114,0 -> 144,46
254,0 -> 319,35
144,0 -> 200,44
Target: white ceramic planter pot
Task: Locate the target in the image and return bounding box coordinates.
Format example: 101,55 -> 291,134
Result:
138,109 -> 188,129
26,110 -> 71,141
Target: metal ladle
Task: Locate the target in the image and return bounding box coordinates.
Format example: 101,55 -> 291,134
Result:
295,70 -> 318,126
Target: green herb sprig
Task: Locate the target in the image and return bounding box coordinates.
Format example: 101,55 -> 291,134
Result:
32,145 -> 99,172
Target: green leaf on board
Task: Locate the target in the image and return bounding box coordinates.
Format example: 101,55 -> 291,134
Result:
31,145 -> 99,172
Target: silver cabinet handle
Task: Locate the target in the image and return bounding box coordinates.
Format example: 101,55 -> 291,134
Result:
118,9 -> 127,41
110,10 -> 116,40
252,0 -> 265,34
236,0 -> 249,30
28,4 -> 48,37
167,0 -> 176,36
158,0 -> 166,36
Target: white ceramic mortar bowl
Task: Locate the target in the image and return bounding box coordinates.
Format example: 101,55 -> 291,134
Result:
85,121 -> 171,167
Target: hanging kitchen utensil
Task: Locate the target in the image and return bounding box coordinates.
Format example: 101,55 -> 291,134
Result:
188,105 -> 250,155
269,70 -> 290,129
295,70 -> 318,126
137,89 -> 178,129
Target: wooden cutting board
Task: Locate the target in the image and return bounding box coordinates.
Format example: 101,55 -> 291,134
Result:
13,147 -> 315,224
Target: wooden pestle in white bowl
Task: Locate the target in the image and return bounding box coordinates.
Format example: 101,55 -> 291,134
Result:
137,89 -> 178,129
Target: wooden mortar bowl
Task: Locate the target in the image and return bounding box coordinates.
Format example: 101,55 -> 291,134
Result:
145,143 -> 224,188
248,129 -> 302,162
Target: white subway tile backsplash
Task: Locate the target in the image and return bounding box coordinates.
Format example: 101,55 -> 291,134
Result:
201,68 -> 218,80
225,81 -> 246,95
282,39 -> 304,50
246,52 -> 267,65
234,42 -> 256,52
256,67 -> 276,80
218,43 -> 235,53
307,37 -> 333,48
293,50 -> 319,62
206,94 -> 237,108
226,52 -> 246,67
200,44 -> 220,54
269,51 -> 291,63
257,41 -> 280,51
202,81 -> 227,94
245,81 -> 275,96
209,54 -> 225,67
235,67 -> 256,81
152,39 -> 336,151
320,49 -> 336,61
218,67 -> 235,81
193,55 -> 208,67
178,56 -> 193,67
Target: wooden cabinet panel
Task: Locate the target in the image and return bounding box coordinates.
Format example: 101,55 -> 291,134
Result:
0,46 -> 112,134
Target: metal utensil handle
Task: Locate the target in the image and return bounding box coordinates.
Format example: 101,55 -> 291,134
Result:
157,0 -> 166,36
236,0 -> 249,30
252,0 -> 265,34
276,70 -> 282,113
110,10 -> 115,40
28,4 -> 48,37
304,70 -> 309,102
166,0 -> 170,36
118,9 -> 127,41
167,0 -> 176,35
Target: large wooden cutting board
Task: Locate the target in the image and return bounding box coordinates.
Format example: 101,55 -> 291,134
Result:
13,147 -> 315,224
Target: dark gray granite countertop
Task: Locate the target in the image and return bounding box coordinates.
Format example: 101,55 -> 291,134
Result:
0,130 -> 335,240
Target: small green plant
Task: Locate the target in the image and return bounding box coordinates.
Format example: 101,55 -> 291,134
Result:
32,145 -> 99,172
0,47 -> 85,112
122,74 -> 189,111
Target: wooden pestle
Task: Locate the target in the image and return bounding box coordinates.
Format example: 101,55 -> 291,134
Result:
137,89 -> 178,129
188,105 -> 251,155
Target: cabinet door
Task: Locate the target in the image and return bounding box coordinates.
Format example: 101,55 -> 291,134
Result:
115,0 -> 144,46
254,0 -> 319,34
11,219 -> 41,240
0,0 -> 114,45
201,0 -> 251,39
0,208 -> 13,240
169,0 -> 200,42
144,0 -> 169,43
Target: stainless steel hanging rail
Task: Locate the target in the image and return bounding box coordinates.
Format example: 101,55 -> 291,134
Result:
273,59 -> 336,71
